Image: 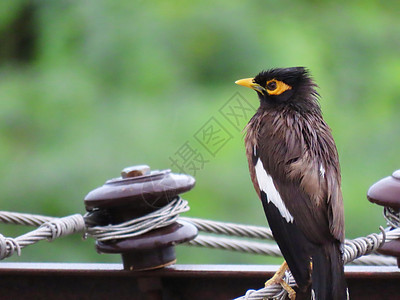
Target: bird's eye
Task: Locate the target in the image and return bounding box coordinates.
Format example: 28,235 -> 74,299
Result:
266,80 -> 277,91
266,79 -> 292,95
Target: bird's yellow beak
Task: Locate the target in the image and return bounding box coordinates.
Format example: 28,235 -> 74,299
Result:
235,78 -> 255,89
235,77 -> 266,95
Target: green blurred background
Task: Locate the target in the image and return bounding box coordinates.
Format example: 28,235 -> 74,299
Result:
0,0 -> 399,265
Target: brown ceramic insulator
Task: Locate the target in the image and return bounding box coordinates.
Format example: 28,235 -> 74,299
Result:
377,239 -> 400,268
83,165 -> 197,271
367,170 -> 400,268
97,220 -> 197,271
367,170 -> 400,209
84,166 -> 195,222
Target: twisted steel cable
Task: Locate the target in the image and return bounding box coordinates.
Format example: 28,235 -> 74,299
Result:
180,216 -> 274,240
86,197 -> 189,242
0,198 -> 399,300
0,211 -> 54,226
0,214 -> 85,259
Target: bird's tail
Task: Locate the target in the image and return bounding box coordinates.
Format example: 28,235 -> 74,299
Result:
311,242 -> 348,300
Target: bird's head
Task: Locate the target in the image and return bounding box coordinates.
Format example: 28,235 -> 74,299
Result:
235,67 -> 320,112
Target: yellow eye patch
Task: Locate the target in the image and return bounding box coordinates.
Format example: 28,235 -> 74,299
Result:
266,79 -> 292,95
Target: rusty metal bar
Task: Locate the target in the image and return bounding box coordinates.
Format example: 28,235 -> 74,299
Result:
0,263 -> 398,299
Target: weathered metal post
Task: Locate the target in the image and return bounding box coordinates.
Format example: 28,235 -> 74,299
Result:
84,165 -> 198,271
367,170 -> 400,267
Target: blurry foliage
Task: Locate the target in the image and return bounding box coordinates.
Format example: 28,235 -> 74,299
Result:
0,0 -> 399,265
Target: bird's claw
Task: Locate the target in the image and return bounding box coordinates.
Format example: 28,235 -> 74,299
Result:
264,262 -> 296,300
265,277 -> 296,300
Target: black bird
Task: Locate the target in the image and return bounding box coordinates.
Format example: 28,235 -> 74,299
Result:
236,67 -> 347,300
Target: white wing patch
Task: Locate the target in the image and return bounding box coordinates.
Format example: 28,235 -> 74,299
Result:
255,158 -> 294,223
319,164 -> 325,178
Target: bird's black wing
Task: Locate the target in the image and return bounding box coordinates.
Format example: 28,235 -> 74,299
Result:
260,190 -> 312,290
255,110 -> 343,244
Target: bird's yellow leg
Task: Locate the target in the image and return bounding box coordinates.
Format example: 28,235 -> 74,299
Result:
264,261 -> 289,286
265,261 -> 296,300
280,280 -> 296,300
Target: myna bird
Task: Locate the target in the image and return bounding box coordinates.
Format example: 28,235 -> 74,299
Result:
236,67 -> 347,300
